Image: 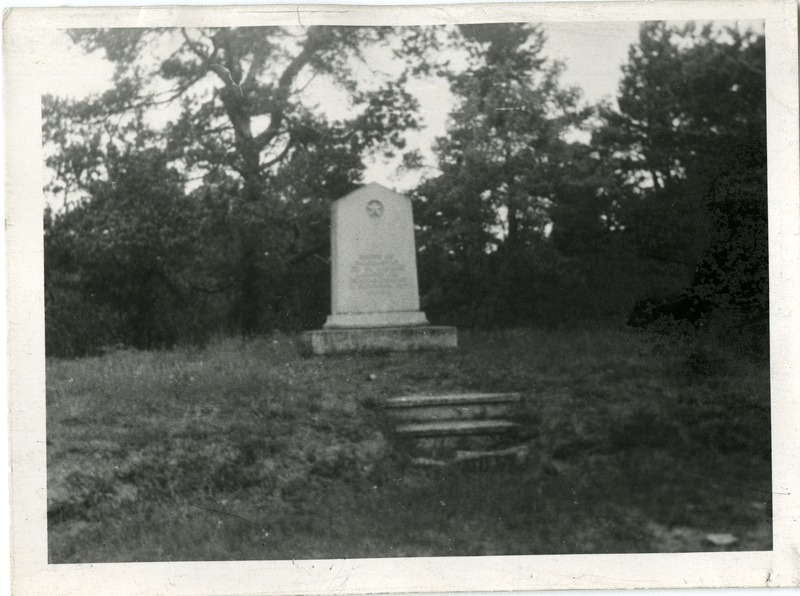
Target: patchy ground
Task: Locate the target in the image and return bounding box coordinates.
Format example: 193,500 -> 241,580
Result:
46,323 -> 772,562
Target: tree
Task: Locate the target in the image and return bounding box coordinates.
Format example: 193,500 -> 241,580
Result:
688,140 -> 768,327
413,24 -> 598,325
44,145 -> 219,355
47,26 -> 429,335
593,21 -> 768,334
595,21 -> 766,270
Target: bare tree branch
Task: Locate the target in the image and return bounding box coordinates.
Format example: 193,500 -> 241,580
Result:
181,28 -> 214,63
253,27 -> 332,149
262,137 -> 293,167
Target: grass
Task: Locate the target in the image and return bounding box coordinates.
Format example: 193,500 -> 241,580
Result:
46,323 -> 772,563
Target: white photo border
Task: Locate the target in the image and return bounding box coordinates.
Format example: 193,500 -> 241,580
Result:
5,1 -> 799,593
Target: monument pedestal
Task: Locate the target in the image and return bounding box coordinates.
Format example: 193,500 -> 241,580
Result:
324,310 -> 429,329
305,182 -> 458,356
303,325 -> 457,355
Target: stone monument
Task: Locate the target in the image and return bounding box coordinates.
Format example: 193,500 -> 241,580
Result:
304,183 -> 457,355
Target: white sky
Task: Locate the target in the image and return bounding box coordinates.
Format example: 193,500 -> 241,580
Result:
42,22 -> 640,102
39,21 -> 755,194
369,21 -> 643,188
41,22 -> 641,193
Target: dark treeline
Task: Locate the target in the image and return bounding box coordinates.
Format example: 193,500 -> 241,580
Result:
43,22 -> 767,357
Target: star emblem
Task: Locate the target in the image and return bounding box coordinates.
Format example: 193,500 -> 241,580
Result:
366,200 -> 384,218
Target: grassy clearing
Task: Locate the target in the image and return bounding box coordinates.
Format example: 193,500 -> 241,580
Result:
47,323 -> 771,563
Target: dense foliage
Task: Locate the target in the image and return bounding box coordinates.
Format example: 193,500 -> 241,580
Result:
43,26 -> 431,352
43,22 -> 768,356
414,24 -> 606,325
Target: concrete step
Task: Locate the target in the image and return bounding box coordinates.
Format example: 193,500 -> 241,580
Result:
384,392 -> 521,408
410,444 -> 530,468
407,433 -> 521,455
383,392 -> 522,422
394,419 -> 520,438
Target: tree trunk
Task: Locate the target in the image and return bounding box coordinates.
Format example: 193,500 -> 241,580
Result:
233,141 -> 266,336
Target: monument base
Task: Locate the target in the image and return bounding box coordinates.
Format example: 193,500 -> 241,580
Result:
303,325 -> 457,355
324,310 -> 429,329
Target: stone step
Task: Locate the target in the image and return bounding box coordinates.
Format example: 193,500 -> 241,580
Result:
454,444 -> 529,463
394,419 -> 520,438
410,444 -> 530,468
407,433 -> 520,455
382,392 -> 522,422
384,392 -> 522,409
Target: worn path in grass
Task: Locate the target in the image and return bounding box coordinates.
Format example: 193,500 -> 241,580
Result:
46,324 -> 772,562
